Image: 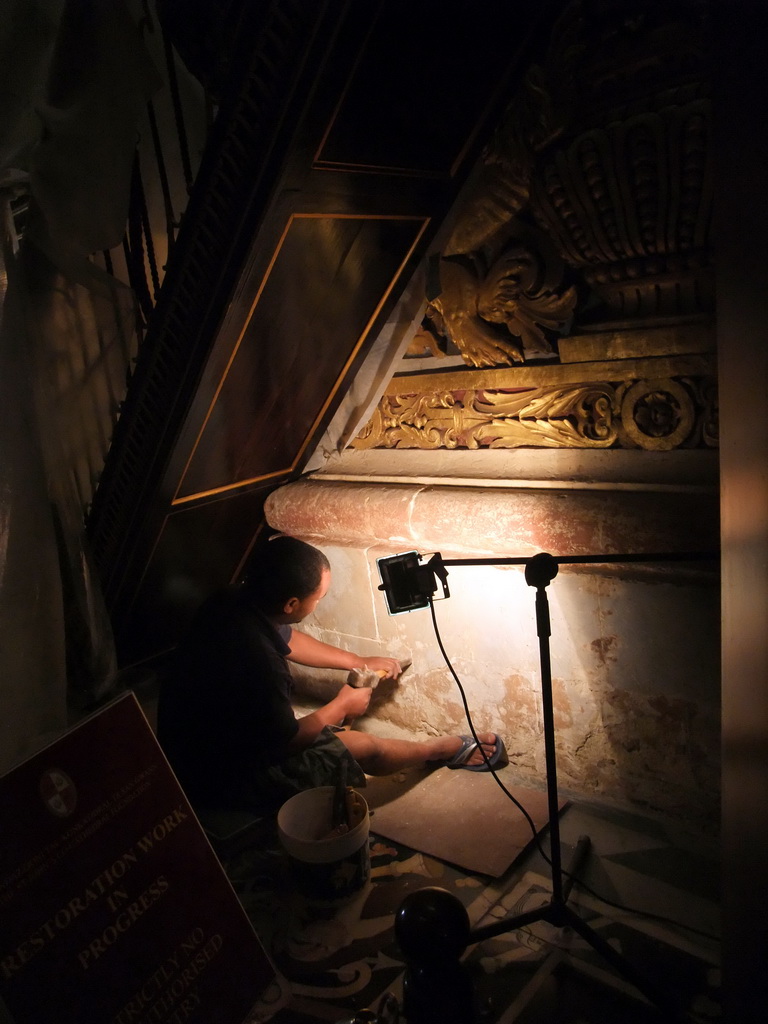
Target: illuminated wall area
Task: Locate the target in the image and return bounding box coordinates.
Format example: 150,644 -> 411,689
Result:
265,469 -> 720,832
254,0 -> 721,836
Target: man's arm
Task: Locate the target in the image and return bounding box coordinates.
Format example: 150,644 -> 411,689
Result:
285,684 -> 372,752
286,630 -> 402,678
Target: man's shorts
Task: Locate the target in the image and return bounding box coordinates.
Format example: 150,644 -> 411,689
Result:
239,726 -> 366,812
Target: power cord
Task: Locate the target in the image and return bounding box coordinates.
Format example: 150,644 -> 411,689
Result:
428,598 -> 550,858
428,596 -> 720,946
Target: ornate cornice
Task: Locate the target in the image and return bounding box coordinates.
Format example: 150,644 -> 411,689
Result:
416,0 -> 713,369
356,0 -> 717,453
353,356 -> 717,452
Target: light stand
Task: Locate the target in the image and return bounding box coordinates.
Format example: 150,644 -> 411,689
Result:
380,548 -> 717,1022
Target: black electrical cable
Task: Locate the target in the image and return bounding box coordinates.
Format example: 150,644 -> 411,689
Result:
428,596 -> 721,946
428,598 -> 550,859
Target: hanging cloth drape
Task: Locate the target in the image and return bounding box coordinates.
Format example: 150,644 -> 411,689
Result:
0,0 -> 161,769
0,220 -> 68,771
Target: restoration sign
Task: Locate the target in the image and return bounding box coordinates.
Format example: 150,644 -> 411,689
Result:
0,693 -> 276,1023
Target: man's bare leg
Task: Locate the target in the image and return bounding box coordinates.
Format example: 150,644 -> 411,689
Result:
337,730 -> 501,776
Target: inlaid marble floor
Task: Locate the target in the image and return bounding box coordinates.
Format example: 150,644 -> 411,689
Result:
221,793 -> 720,1024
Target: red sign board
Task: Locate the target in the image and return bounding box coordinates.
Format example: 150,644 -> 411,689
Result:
0,693 -> 276,1023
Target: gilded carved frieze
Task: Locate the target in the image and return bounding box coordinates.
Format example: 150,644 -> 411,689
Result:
355,0 -> 717,454
352,373 -> 716,453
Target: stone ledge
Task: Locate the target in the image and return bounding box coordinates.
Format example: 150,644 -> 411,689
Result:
265,478 -> 719,572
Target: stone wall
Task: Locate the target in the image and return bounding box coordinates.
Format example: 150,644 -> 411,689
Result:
265,475 -> 720,831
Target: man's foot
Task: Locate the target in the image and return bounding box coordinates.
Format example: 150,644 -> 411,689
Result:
427,733 -> 508,772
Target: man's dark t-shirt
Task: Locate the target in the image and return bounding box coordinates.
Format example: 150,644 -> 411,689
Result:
157,587 -> 300,808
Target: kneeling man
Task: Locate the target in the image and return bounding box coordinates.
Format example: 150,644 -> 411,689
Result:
157,535 -> 506,813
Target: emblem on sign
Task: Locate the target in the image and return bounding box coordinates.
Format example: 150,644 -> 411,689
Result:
39,769 -> 77,817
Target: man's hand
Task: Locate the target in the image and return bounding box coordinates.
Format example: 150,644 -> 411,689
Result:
338,683 -> 373,719
362,656 -> 404,679
289,683 -> 373,751
286,631 -> 409,681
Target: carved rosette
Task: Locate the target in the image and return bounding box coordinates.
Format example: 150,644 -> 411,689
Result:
352,376 -> 716,452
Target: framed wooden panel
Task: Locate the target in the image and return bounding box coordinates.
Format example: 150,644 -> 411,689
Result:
176,215 -> 429,501
89,0 -> 559,668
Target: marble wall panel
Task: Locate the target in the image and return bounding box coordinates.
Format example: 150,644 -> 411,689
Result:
270,479 -> 719,829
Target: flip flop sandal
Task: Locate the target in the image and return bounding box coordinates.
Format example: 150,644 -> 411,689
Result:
429,734 -> 508,772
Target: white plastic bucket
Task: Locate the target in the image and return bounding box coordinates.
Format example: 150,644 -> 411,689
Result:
277,786 -> 370,904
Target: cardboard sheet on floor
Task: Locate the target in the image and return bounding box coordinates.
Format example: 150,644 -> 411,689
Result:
364,766 -> 565,878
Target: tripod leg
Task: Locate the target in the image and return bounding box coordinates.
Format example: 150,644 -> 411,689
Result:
559,903 -> 684,1019
562,835 -> 591,903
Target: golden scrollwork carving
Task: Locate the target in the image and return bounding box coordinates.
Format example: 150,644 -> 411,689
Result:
353,383 -> 617,451
417,0 -> 713,373
367,2 -> 717,456
425,237 -> 578,368
352,375 -> 716,452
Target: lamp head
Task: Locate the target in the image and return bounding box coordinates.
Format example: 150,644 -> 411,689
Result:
376,551 -> 449,615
